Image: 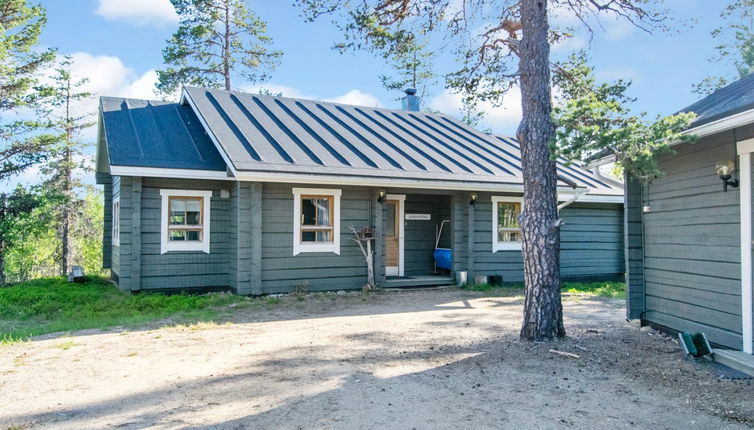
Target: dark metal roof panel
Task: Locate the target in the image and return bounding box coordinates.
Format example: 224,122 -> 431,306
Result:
99,96 -> 227,171
680,73 -> 754,127
183,86 -> 620,192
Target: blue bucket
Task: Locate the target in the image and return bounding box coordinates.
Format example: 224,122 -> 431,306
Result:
433,248 -> 452,270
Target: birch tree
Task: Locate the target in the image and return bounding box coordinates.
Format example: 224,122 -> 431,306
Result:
156,0 -> 282,96
298,0 -> 672,341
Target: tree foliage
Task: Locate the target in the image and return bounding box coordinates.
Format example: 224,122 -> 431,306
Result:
694,0 -> 754,95
0,0 -> 55,180
34,55 -> 96,276
156,0 -> 282,96
553,53 -> 696,182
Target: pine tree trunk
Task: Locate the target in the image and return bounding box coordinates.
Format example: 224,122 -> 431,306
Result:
517,0 -> 565,341
223,0 -> 232,90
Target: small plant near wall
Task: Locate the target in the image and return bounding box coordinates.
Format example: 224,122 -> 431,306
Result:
350,225 -> 376,291
292,281 -> 309,297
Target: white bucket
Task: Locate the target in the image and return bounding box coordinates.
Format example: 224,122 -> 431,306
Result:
455,270 -> 468,286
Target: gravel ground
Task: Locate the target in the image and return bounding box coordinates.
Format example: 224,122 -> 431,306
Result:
0,288 -> 752,430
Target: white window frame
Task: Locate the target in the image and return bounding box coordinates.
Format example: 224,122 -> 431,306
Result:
112,197 -> 120,246
492,196 -> 524,252
292,187 -> 341,256
160,189 -> 212,254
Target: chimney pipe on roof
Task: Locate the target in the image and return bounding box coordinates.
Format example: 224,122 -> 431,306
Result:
401,88 -> 420,112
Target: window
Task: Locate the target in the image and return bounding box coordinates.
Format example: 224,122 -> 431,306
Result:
112,197 -> 120,246
492,196 -> 523,252
160,189 -> 212,254
293,187 -> 341,255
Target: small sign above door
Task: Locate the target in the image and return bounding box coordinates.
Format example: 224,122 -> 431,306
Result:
406,213 -> 431,221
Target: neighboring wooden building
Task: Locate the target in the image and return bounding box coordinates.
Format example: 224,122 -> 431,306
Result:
614,74 -> 754,354
95,87 -> 624,295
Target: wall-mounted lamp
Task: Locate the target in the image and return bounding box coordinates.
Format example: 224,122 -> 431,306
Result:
469,192 -> 478,206
377,189 -> 387,203
715,160 -> 739,192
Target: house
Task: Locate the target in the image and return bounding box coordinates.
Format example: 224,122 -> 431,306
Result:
613,74 -> 754,356
95,87 -> 624,295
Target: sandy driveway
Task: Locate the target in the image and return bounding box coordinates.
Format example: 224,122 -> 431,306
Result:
1,288 -> 752,429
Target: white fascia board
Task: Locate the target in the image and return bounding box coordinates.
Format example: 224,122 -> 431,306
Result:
180,88 -> 238,178
110,166 -> 230,180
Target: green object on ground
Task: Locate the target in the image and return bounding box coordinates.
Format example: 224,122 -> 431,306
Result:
681,332 -> 698,357
692,332 -> 712,356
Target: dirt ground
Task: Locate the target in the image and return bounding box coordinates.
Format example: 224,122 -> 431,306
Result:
1,288 -> 753,430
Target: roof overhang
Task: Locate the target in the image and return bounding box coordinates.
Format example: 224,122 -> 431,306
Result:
588,107 -> 754,168
108,164 -> 623,203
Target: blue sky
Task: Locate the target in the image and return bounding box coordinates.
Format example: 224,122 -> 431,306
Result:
36,0 -> 732,138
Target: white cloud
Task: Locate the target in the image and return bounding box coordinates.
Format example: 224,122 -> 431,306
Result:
428,88 -> 522,134
95,0 -> 178,26
324,89 -> 383,108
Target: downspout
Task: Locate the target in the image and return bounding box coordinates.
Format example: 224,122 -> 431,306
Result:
558,188 -> 587,211
556,174 -> 586,211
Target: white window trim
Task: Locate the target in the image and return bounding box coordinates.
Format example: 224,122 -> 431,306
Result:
160,189 -> 212,254
292,187 -> 341,256
112,197 -> 120,246
492,196 -> 524,252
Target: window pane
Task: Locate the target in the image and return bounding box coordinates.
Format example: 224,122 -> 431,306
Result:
498,230 -> 520,242
186,199 -> 200,212
185,230 -> 201,241
169,229 -> 202,242
302,197 -> 331,226
301,229 -> 333,243
316,230 -> 332,242
497,201 -> 521,243
170,199 -> 186,225
498,202 -> 520,229
186,211 -> 201,225
385,202 -> 396,237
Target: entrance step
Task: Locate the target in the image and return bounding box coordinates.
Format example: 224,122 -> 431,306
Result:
713,349 -> 754,377
383,276 -> 454,288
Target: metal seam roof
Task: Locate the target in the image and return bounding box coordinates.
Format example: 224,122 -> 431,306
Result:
97,87 -> 622,194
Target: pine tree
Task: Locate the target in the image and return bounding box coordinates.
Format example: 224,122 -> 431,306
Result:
0,0 -> 54,285
299,0 -> 673,341
156,0 -> 282,96
36,55 -> 95,276
694,0 -> 754,95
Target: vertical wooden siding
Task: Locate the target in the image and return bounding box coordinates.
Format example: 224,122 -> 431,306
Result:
639,128 -> 752,349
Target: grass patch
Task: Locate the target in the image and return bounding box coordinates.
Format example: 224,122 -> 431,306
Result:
0,276 -> 249,342
463,281 -> 625,299
562,281 -> 625,299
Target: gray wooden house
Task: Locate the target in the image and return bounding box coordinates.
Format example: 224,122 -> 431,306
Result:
95,87 -> 624,295
613,74 -> 754,355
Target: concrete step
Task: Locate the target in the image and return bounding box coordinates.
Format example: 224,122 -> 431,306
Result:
713,349 -> 754,377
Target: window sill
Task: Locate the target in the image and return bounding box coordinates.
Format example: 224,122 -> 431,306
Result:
161,242 -> 210,254
293,242 -> 340,256
493,242 -> 522,252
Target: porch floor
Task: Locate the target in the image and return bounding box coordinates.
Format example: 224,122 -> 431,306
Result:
713,349 -> 754,377
383,275 -> 454,288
